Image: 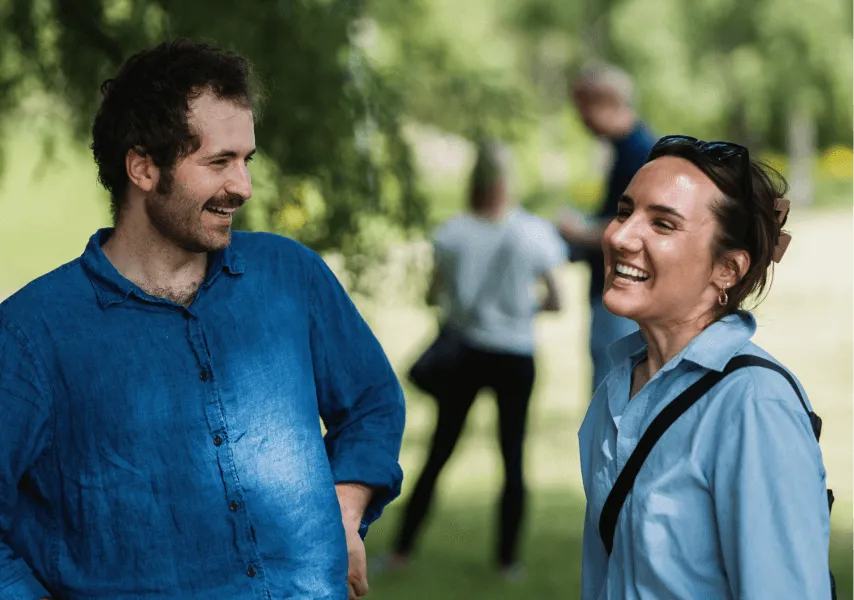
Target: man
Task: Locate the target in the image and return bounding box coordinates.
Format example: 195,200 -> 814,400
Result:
557,63 -> 657,393
0,39 -> 404,600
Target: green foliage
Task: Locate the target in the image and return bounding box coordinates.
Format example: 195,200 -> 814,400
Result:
0,0 -> 544,269
0,0 -> 850,276
0,0 -> 421,263
502,0 -> 853,150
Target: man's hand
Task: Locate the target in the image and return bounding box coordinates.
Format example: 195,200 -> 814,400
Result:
556,208 -> 608,249
336,483 -> 374,599
556,207 -> 586,241
344,523 -> 368,599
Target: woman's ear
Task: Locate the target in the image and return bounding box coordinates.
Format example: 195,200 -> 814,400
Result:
713,249 -> 750,289
126,147 -> 159,193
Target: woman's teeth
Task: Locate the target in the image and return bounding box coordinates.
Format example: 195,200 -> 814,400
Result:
615,262 -> 650,281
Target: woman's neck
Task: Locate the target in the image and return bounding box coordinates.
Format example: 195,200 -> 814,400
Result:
639,312 -> 715,379
471,204 -> 510,222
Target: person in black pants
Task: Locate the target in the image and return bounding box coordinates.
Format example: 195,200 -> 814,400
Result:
396,348 -> 535,573
387,140 -> 565,578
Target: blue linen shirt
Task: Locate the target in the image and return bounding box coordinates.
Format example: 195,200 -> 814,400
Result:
0,229 -> 405,600
579,311 -> 831,600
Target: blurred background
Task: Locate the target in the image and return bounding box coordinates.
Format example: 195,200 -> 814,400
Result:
0,0 -> 851,598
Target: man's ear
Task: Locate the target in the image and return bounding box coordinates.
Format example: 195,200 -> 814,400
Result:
713,249 -> 750,289
126,147 -> 159,193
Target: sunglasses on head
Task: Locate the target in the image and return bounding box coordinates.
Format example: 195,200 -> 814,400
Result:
649,135 -> 753,202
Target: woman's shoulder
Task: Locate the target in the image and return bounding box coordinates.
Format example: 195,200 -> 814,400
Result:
711,343 -> 813,417
432,213 -> 472,246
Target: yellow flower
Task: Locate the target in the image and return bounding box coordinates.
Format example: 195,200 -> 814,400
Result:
276,204 -> 307,231
818,146 -> 854,180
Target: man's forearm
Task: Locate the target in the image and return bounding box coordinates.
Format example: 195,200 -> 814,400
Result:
574,220 -> 609,248
335,483 -> 374,530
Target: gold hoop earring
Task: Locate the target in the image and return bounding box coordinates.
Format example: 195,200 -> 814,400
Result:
718,284 -> 729,307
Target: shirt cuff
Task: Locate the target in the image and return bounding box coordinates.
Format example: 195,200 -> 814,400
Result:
330,447 -> 404,539
0,571 -> 51,600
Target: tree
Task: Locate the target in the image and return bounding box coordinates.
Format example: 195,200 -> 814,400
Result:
502,0 -> 853,151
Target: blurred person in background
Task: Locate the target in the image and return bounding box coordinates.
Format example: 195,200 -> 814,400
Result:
557,63 -> 657,395
579,135 -> 833,599
387,140 -> 566,580
0,39 -> 404,600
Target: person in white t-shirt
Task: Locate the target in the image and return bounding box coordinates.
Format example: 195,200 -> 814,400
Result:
388,140 -> 566,579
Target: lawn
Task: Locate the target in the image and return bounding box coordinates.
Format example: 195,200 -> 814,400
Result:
1,128 -> 851,599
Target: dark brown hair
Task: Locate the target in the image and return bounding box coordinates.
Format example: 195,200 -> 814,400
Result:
91,38 -> 259,221
468,139 -> 507,211
646,143 -> 789,314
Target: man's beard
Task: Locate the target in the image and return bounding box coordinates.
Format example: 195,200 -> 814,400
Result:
145,178 -> 244,254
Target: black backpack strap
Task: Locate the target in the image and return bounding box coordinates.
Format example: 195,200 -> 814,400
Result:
598,354 -> 820,556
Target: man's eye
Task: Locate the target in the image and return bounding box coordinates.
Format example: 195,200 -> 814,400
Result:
655,220 -> 675,230
245,155 -> 254,164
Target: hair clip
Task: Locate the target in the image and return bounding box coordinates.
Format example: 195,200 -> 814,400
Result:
774,198 -> 790,228
772,198 -> 791,263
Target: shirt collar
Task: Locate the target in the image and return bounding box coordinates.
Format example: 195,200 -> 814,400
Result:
612,121 -> 648,153
81,228 -> 245,308
608,311 -> 758,373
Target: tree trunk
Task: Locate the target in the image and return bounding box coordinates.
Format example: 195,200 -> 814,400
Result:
787,102 -> 816,206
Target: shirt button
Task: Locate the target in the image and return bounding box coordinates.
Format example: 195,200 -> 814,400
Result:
200,371 -> 209,381
230,500 -> 239,512
247,566 -> 256,578
213,435 -> 223,446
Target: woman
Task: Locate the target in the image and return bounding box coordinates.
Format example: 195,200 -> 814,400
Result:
579,135 -> 832,599
389,140 -> 566,578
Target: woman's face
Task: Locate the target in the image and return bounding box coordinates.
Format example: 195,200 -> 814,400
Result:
602,156 -> 728,328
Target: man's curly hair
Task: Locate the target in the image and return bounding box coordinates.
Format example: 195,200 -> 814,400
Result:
91,38 -> 258,221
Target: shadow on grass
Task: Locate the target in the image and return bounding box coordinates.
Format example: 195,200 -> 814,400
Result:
365,489 -> 585,600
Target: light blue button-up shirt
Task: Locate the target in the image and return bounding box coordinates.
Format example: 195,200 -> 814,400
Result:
579,311 -> 831,600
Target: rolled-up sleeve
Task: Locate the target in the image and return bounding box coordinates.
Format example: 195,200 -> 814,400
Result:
307,252 -> 405,537
0,318 -> 52,600
711,380 -> 831,600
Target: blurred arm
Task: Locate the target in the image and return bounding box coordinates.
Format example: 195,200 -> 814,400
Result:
538,268 -> 562,312
556,217 -> 609,250
425,269 -> 442,307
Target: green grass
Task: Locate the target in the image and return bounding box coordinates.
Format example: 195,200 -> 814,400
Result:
1,126 -> 851,599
